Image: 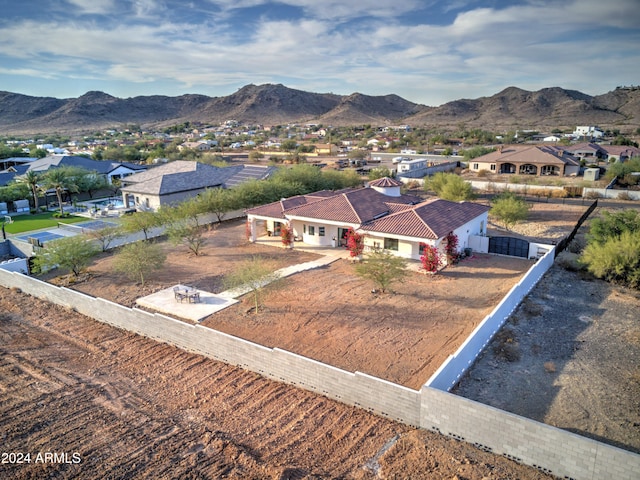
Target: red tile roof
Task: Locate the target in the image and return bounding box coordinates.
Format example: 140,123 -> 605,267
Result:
362,199 -> 489,239
284,188 -> 419,223
369,177 -> 402,187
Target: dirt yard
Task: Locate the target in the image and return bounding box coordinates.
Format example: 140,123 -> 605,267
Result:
60,218 -> 534,390
0,288 -> 554,479
454,206 -> 640,455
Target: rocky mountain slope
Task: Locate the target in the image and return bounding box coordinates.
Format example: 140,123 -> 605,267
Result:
0,84 -> 638,134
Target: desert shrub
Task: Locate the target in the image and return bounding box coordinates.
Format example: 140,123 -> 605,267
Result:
584,190 -> 601,199
521,297 -> 544,317
581,230 -> 640,288
492,327 -> 521,362
476,169 -> 489,178
543,361 -> 556,373
490,192 -> 530,229
556,251 -> 584,272
550,189 -> 568,198
617,191 -> 632,201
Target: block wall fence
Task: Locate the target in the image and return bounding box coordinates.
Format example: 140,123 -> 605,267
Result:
0,267 -> 638,479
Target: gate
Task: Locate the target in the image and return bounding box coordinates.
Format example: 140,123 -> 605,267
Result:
488,236 -> 530,258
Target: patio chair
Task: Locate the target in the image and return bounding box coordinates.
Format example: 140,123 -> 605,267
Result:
188,291 -> 200,303
173,286 -> 187,302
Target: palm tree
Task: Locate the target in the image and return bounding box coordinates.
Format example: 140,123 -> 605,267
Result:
16,170 -> 41,212
41,167 -> 81,215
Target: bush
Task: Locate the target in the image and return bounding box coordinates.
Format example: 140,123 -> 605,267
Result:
550,189 -> 568,198
584,190 -> 601,199
581,230 -> 640,288
492,328 -> 521,362
617,191 -> 633,201
490,192 -> 530,229
476,169 -> 489,178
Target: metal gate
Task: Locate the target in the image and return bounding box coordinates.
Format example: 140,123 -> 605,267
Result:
488,236 -> 530,258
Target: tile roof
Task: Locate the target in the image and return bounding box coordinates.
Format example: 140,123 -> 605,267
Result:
476,145 -> 579,166
122,161 -> 239,195
284,187 -> 419,224
361,199 -> 490,240
26,155 -> 146,175
369,176 -> 402,187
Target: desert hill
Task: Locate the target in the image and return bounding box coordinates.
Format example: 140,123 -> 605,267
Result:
0,84 -> 638,134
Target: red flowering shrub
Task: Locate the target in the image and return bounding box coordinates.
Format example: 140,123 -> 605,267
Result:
345,228 -> 365,257
280,223 -> 293,246
420,243 -> 440,273
445,232 -> 459,263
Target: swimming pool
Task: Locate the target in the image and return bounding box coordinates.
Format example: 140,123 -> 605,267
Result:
91,198 -> 125,209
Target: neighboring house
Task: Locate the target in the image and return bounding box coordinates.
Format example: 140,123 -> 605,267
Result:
468,145 -> 580,176
542,135 -> 562,142
598,145 -> 640,163
179,141 -> 210,151
564,143 -> 640,163
246,177 -> 489,262
573,126 -> 604,139
24,155 -> 146,184
0,157 -> 37,171
121,161 -> 274,211
564,142 -> 605,161
315,143 -> 338,156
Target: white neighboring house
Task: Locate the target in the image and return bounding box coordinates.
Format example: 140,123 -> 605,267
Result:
573,126 -> 604,139
246,177 -> 489,262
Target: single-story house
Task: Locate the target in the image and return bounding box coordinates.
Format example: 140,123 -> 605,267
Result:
564,143 -> 640,163
246,177 -> 489,262
469,145 -> 580,176
597,145 -> 640,163
121,161 -> 275,211
315,143 -> 338,156
564,143 -> 605,161
24,155 -> 147,184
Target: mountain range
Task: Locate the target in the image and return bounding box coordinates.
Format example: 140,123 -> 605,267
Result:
1,84 -> 639,135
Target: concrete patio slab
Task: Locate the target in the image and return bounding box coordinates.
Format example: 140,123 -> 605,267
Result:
136,284 -> 238,322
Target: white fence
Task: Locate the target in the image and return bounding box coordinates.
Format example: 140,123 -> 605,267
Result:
426,248 -> 556,391
582,187 -> 640,200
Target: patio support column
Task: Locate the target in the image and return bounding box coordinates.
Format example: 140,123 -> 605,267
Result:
249,217 -> 257,243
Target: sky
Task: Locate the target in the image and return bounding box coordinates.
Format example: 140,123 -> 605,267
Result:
0,0 -> 639,106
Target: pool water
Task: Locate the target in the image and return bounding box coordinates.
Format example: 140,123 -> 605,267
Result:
91,198 -> 125,208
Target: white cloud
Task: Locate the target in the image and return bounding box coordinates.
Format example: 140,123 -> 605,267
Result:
65,0 -> 117,15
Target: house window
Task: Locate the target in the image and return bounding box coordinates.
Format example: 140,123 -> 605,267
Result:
490,164 -> 496,171
303,224 -> 306,234
384,238 -> 398,251
473,163 -> 479,170
309,226 -> 315,235
319,227 -> 325,236
419,243 -> 427,255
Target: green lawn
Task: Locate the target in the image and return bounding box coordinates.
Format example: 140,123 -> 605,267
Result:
2,212 -> 88,234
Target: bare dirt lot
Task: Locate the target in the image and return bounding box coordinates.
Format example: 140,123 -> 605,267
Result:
62,218 -> 534,390
0,289 -> 554,479
454,207 -> 640,455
